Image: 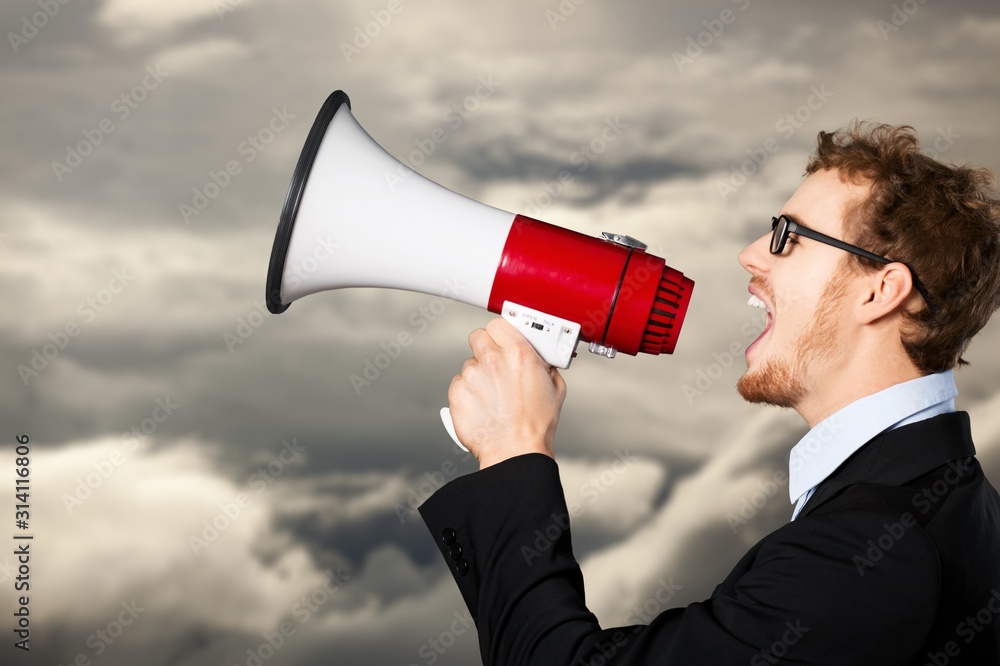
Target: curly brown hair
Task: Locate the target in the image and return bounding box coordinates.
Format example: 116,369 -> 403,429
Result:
805,121 -> 1000,374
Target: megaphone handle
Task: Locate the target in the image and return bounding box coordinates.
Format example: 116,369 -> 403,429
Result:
440,301 -> 581,451
440,407 -> 468,452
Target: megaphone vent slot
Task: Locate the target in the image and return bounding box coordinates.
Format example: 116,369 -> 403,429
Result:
640,270 -> 693,355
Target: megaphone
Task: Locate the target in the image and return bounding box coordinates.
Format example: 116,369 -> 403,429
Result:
265,91 -> 694,447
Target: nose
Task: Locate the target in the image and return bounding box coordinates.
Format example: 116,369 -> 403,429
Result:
739,233 -> 772,277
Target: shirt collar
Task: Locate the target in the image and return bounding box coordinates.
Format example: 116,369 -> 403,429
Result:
787,370 -> 958,504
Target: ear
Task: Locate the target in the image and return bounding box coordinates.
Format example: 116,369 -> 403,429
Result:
856,262 -> 917,324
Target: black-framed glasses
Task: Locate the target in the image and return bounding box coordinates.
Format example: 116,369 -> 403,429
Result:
770,215 -> 940,315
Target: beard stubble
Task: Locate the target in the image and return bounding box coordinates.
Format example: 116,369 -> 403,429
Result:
737,273 -> 851,408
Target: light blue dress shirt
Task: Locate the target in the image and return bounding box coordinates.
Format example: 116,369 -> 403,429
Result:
788,370 -> 958,520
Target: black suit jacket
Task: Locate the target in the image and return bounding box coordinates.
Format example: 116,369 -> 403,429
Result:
419,412 -> 1000,665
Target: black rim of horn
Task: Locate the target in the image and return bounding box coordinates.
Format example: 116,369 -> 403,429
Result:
265,90 -> 352,314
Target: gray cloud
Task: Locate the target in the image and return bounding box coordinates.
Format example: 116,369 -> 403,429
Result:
3,0 -> 1000,664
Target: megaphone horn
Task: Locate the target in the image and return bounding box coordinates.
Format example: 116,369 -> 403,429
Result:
266,90 -> 694,365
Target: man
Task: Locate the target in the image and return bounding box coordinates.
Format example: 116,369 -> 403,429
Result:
418,122 -> 1000,664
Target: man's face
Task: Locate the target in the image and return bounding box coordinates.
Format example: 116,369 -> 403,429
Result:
736,169 -> 868,409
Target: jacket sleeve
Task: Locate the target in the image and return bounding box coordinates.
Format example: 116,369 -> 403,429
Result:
418,453 -> 941,666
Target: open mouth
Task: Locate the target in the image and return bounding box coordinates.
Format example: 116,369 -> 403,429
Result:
745,291 -> 774,356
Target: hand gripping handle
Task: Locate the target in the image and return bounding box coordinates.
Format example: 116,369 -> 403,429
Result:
441,301 -> 580,450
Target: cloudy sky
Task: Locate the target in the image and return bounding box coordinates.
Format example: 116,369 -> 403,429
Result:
2,0 -> 1000,664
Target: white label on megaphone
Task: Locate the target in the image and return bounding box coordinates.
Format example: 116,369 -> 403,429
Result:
499,300 -> 580,369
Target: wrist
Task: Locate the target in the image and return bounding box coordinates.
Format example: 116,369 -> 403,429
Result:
478,443 -> 552,470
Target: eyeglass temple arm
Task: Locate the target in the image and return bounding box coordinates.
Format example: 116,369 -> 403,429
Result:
789,222 -> 940,315
788,223 -> 889,265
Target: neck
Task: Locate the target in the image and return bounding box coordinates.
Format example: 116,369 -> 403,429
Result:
794,337 -> 923,428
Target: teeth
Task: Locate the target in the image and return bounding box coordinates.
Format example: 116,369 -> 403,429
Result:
747,294 -> 768,310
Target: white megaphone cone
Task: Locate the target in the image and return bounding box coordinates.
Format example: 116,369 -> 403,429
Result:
266,91 -> 694,449
267,91 -> 516,313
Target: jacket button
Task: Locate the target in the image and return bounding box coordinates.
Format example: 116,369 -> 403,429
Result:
441,528 -> 456,545
456,558 -> 470,576
449,544 -> 463,561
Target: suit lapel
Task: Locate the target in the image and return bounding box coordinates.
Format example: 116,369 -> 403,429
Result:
797,412 -> 976,519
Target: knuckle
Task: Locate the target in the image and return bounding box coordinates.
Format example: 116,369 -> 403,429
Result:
509,341 -> 535,364
478,347 -> 500,367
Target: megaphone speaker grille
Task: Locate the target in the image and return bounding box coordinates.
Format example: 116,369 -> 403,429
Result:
641,268 -> 694,355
